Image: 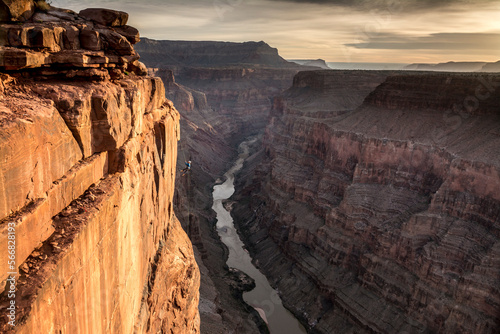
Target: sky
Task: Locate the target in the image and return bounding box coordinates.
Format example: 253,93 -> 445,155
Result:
52,0 -> 500,63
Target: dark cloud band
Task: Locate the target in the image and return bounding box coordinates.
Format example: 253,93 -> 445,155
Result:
267,0 -> 496,11
347,32 -> 500,50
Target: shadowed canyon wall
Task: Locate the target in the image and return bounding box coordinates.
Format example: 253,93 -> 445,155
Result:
0,2 -> 199,333
232,70 -> 500,333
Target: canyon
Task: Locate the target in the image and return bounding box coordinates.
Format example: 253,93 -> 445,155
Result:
1,1 -> 499,334
135,37 -> 316,333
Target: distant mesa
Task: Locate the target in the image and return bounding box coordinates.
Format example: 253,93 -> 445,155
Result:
479,60 -> 500,72
135,38 -> 308,69
404,60 -> 500,72
288,59 -> 331,69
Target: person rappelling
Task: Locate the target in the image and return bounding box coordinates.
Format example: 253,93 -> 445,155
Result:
180,160 -> 191,176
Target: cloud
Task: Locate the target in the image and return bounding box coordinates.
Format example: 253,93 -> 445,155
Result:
347,32 -> 500,50
51,0 -> 500,62
266,0 -> 497,11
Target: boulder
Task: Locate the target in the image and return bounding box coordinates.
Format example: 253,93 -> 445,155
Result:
48,50 -> 89,66
61,25 -> 80,49
79,8 -> 128,27
79,28 -> 101,51
6,25 -> 30,47
45,9 -> 78,21
113,25 -> 139,44
32,12 -> 63,22
127,60 -> 147,76
0,0 -> 35,21
28,26 -> 63,51
97,29 -> 133,55
0,47 -> 47,69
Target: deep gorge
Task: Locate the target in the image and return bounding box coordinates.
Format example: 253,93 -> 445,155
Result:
135,38 -> 315,333
0,2 -> 499,333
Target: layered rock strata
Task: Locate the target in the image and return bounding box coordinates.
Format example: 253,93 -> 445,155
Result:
232,70 -> 500,333
0,5 -> 199,333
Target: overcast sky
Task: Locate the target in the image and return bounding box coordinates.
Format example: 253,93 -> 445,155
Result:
53,0 -> 499,63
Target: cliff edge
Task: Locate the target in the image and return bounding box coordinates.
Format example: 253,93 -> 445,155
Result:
0,1 -> 200,333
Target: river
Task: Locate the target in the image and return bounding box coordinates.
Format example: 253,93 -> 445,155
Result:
212,138 -> 307,334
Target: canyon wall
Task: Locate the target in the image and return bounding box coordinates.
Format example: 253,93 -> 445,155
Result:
233,70 -> 500,333
0,3 -> 199,333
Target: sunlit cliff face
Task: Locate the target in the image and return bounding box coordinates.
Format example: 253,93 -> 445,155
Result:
57,0 -> 499,63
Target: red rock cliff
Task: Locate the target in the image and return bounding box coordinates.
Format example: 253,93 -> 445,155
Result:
0,2 -> 199,333
233,70 -> 500,333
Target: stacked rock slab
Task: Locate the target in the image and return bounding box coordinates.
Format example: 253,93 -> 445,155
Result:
0,3 -> 200,334
0,1 -> 146,79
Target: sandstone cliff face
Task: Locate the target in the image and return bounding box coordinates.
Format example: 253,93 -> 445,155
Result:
0,4 -> 199,333
233,70 -> 500,333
